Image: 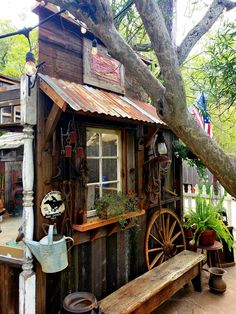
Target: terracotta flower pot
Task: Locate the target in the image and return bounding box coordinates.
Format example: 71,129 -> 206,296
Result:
199,229 -> 216,246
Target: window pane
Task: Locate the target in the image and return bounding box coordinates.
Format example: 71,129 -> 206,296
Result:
102,182 -> 118,196
102,159 -> 117,181
1,107 -> 12,124
102,133 -> 117,156
14,106 -> 21,123
87,185 -> 100,210
87,159 -> 99,183
87,132 -> 99,156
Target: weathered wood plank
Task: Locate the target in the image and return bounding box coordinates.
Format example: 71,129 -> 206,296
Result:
116,230 -> 129,288
73,210 -> 145,232
106,233 -> 117,294
39,28 -> 82,54
91,238 -> 107,299
129,215 -> 146,280
44,103 -> 63,145
78,243 -> 92,292
39,80 -> 67,111
83,38 -> 125,94
0,264 -> 21,314
100,250 -> 205,314
0,88 -> 20,102
126,130 -> 135,194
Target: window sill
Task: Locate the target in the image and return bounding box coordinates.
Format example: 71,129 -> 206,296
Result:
73,209 -> 145,232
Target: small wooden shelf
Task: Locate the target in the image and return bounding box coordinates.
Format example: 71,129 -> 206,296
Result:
73,209 -> 145,232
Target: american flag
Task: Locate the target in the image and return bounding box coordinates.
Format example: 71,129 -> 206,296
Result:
191,92 -> 213,138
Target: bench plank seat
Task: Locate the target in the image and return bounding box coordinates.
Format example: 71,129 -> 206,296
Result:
100,250 -> 205,314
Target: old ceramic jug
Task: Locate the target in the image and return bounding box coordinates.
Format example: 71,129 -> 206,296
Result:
24,224 -> 74,273
208,267 -> 227,293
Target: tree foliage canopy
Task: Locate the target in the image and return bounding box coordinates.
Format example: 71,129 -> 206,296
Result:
0,20 -> 37,78
182,21 -> 236,154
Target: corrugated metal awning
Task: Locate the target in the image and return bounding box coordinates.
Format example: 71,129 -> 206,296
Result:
0,132 -> 24,149
39,74 -> 164,125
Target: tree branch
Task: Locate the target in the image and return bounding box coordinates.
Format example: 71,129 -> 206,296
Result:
134,0 -> 186,116
132,42 -> 152,52
177,0 -> 236,65
47,0 -> 165,106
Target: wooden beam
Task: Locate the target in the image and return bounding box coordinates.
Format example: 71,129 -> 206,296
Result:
0,89 -> 20,102
39,79 -> 67,111
44,102 -> 63,144
0,99 -> 20,107
90,229 -> 102,242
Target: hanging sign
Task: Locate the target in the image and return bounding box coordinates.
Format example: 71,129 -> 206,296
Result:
83,38 -> 125,94
41,191 -> 65,219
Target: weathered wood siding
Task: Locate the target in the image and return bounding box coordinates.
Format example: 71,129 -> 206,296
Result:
37,7 -> 148,102
0,260 -> 22,314
44,219 -> 146,314
38,10 -> 83,84
35,120 -> 180,314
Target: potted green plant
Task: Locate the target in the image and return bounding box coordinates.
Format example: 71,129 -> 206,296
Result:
94,192 -> 138,219
184,196 -> 234,250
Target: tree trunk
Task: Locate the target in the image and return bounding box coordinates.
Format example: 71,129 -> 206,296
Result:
47,0 -> 236,197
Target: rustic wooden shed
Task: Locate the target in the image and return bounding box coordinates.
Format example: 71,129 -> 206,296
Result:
0,3 -> 185,314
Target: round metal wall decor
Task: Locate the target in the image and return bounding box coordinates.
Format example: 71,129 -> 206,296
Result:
41,191 -> 65,219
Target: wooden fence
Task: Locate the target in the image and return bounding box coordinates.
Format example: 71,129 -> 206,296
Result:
182,158 -> 236,186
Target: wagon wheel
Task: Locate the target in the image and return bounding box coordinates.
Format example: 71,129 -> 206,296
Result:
145,209 -> 186,270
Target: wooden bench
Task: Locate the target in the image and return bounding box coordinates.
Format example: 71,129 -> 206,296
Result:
99,250 -> 205,314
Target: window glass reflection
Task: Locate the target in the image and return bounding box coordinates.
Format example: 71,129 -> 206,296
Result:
102,133 -> 117,156
87,132 -> 99,157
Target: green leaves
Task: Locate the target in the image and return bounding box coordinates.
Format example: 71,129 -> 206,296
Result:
0,19 -> 38,78
173,140 -> 207,180
182,21 -> 236,154
95,192 -> 138,219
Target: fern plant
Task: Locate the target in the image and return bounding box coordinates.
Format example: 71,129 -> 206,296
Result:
184,195 -> 234,250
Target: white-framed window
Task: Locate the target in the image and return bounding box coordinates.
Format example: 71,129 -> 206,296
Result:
0,105 -> 21,124
13,106 -> 21,123
0,106 -> 12,124
86,128 -> 121,217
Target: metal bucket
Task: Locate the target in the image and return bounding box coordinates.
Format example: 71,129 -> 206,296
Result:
63,292 -> 101,313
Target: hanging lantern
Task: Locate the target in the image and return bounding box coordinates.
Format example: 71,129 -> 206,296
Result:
157,132 -> 168,155
80,22 -> 87,34
25,52 -> 37,76
91,39 -> 98,55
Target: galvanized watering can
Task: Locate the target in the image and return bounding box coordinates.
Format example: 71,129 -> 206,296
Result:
24,224 -> 74,273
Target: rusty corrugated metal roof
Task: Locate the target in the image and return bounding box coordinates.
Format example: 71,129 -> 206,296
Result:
39,74 -> 164,125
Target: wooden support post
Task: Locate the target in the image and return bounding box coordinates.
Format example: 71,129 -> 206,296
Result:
44,102 -> 63,146
19,76 -> 36,314
19,260 -> 36,314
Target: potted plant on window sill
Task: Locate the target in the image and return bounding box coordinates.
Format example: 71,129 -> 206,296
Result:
94,192 -> 139,220
184,196 -> 234,251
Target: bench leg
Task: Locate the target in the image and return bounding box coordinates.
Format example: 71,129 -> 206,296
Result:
191,274 -> 201,292
191,264 -> 202,292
